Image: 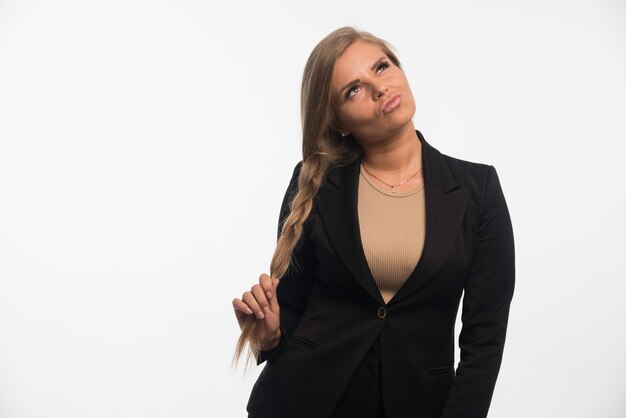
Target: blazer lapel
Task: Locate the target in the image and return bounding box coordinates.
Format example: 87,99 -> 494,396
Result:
395,130 -> 469,304
316,146 -> 383,304
316,129 -> 468,306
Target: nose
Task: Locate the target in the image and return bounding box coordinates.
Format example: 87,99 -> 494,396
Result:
374,84 -> 388,100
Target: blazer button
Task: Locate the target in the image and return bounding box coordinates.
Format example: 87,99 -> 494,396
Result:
377,306 -> 387,319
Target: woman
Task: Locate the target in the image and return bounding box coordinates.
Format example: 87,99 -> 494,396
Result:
232,26 -> 515,418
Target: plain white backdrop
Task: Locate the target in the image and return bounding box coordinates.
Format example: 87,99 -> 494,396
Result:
0,0 -> 624,417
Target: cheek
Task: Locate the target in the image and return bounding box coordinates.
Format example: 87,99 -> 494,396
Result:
337,104 -> 367,126
344,100 -> 378,123
406,92 -> 416,111
404,82 -> 416,103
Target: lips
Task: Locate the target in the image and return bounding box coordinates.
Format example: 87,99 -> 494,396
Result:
382,94 -> 401,114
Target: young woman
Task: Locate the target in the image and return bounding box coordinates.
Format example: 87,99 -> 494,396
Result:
232,26 -> 515,418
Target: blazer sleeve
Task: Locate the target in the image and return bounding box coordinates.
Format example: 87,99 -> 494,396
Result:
256,161 -> 317,365
440,165 -> 515,418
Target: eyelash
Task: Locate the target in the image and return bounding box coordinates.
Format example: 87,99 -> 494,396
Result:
345,61 -> 390,99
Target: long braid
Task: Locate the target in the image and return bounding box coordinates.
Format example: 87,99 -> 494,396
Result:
231,153 -> 331,370
270,154 -> 329,278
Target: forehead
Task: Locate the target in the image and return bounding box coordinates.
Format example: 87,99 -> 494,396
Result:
332,41 -> 386,88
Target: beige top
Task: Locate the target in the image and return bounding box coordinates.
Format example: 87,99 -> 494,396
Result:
357,164 -> 426,304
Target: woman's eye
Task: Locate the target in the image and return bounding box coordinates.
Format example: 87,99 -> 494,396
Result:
346,85 -> 360,98
377,61 -> 390,73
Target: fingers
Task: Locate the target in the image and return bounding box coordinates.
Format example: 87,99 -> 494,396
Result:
253,283 -> 271,318
232,298 -> 253,318
242,288 -> 266,319
259,273 -> 273,298
232,274 -> 281,324
259,274 -> 279,312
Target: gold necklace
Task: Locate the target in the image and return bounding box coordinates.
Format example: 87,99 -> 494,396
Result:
361,163 -> 423,193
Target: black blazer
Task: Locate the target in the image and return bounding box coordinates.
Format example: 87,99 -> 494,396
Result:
246,129 -> 515,418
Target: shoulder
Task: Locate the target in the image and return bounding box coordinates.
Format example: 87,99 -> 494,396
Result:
439,148 -> 492,181
281,160 -> 304,195
418,129 -> 495,194
437,150 -> 508,215
279,160 -> 316,231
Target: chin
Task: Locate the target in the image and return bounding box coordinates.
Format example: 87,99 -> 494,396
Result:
389,112 -> 414,129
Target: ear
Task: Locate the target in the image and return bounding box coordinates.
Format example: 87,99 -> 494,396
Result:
329,120 -> 349,137
331,126 -> 349,137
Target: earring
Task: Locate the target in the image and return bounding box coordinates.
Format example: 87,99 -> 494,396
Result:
341,132 -> 348,137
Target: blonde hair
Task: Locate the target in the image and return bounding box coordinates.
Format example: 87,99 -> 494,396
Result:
233,26 -> 402,369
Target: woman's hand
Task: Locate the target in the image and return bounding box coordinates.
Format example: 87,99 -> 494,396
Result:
232,273 -> 281,351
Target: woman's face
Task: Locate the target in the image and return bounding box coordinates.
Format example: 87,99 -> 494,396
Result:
331,40 -> 416,144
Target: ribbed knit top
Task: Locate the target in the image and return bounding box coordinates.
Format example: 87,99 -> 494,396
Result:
357,164 -> 426,304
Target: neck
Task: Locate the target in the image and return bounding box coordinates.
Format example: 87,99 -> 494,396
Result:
359,122 -> 422,176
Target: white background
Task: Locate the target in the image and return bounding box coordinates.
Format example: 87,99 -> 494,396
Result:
1,1 -> 625,417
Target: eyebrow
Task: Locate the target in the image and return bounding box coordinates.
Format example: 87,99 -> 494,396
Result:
336,56 -> 388,100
